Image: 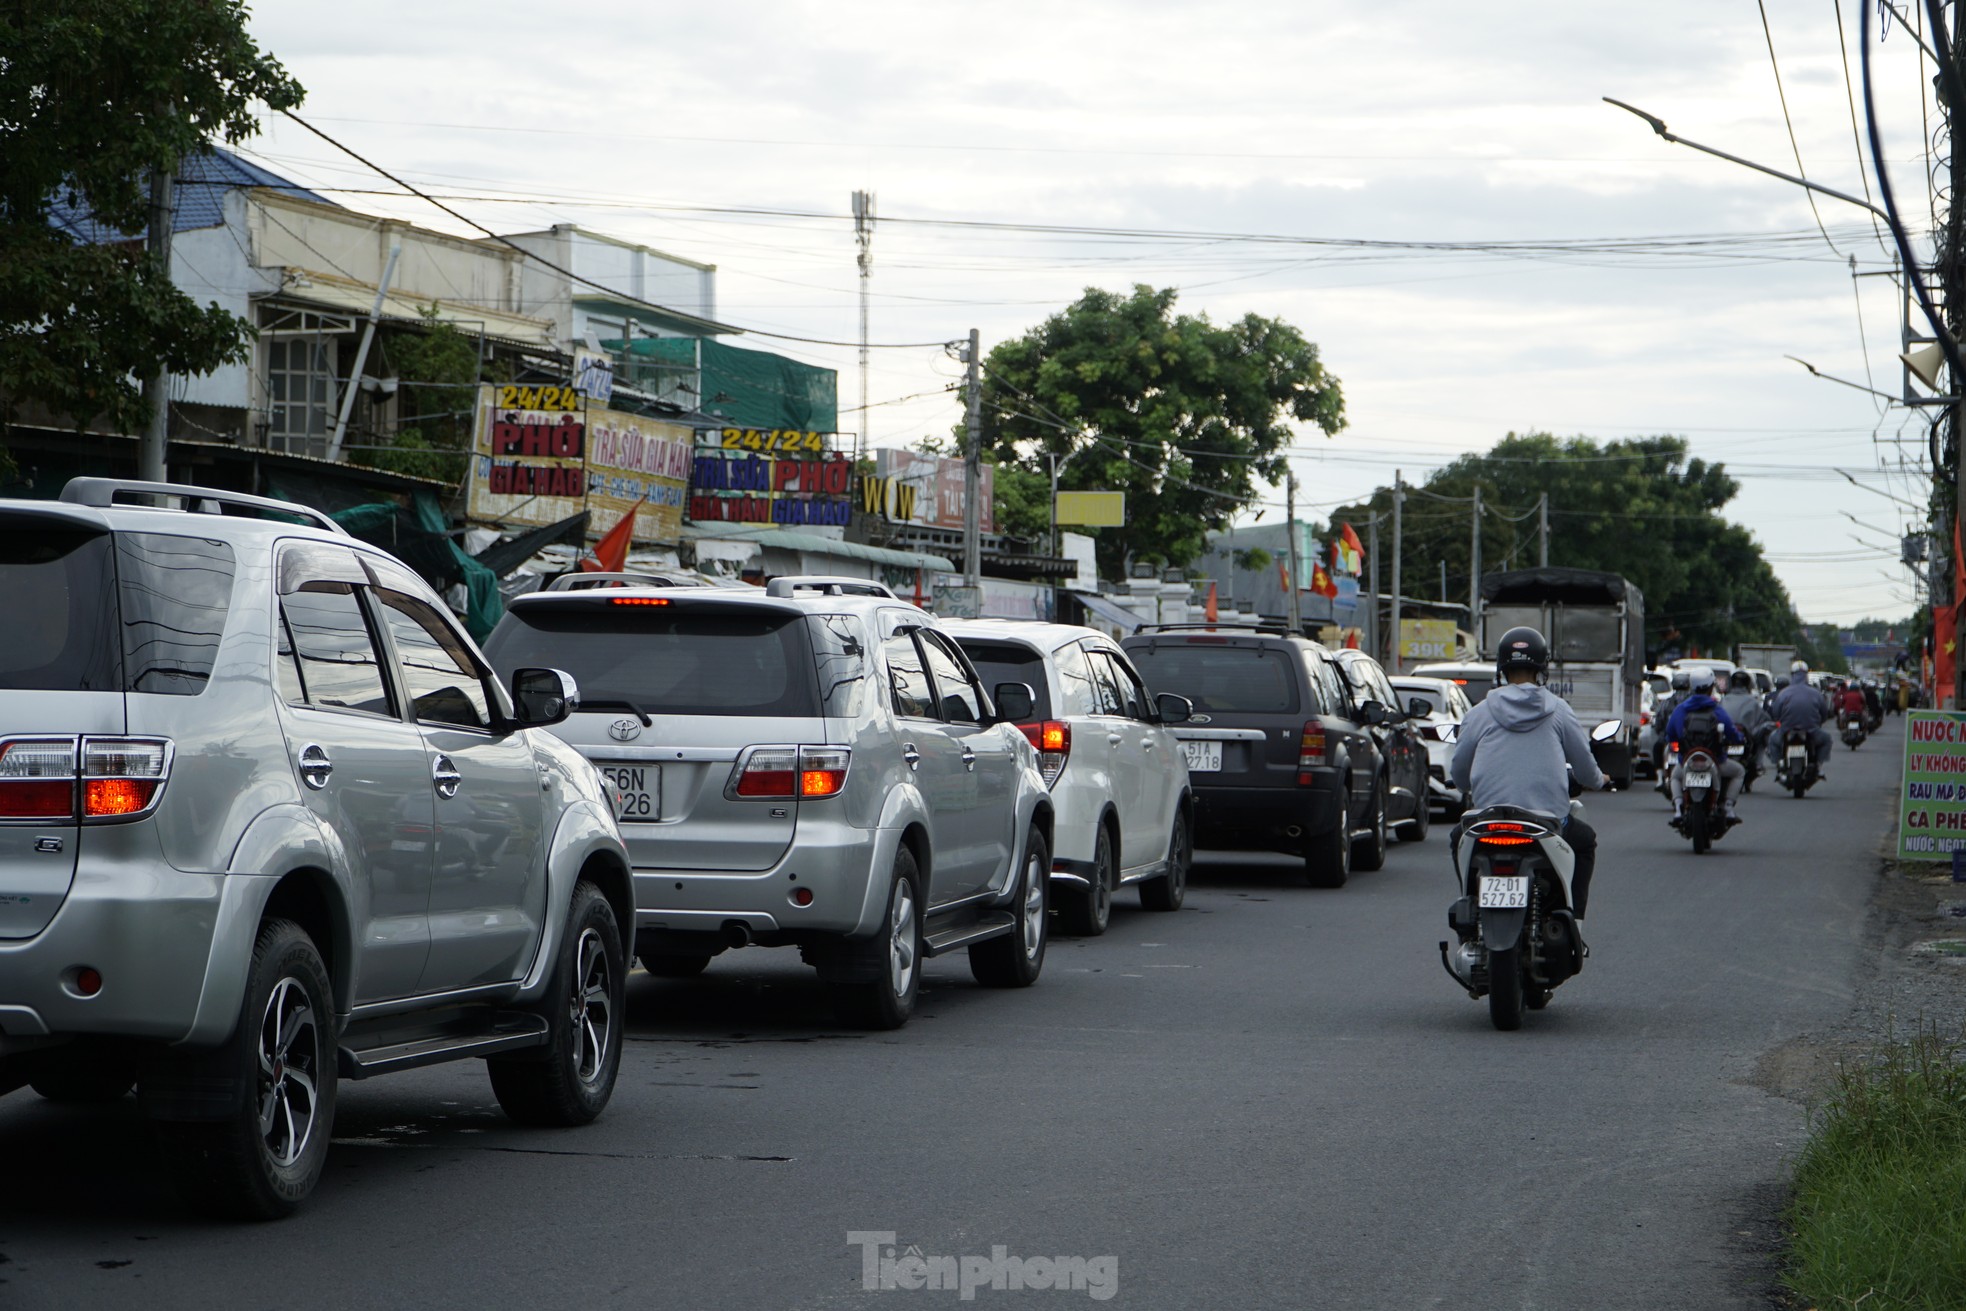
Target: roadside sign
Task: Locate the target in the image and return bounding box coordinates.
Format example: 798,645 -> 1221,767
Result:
1054,491 -> 1126,527
1400,618 -> 1456,663
1898,710 -> 1966,859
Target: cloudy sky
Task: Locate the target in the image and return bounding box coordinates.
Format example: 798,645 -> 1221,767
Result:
240,1 -> 1949,625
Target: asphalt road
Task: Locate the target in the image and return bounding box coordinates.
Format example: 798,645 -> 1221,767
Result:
0,720 -> 1906,1309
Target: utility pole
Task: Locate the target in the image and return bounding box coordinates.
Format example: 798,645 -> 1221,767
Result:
1367,511 -> 1380,661
962,327 -> 982,588
327,240 -> 401,464
1950,11 -> 1966,708
852,191 -> 875,465
1285,470 -> 1304,635
1539,492 -> 1550,567
139,159 -> 175,482
1390,471 -> 1404,674
1469,483 -> 1482,647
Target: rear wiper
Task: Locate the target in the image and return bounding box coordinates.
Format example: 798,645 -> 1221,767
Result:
579,697 -> 653,727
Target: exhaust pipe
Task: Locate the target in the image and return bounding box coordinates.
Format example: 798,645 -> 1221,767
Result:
721,920 -> 754,949
1283,825 -> 1303,838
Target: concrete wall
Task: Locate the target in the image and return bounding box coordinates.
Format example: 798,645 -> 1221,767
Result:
170,191 -> 281,410
501,226 -> 717,344
248,193 -> 526,318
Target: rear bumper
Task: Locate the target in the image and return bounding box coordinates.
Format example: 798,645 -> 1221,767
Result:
631,817 -> 887,941
1190,775 -> 1342,852
0,863 -> 268,1048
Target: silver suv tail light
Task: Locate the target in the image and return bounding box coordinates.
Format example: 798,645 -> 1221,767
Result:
0,737 -> 172,822
0,739 -> 77,819
728,745 -> 852,800
82,739 -> 173,819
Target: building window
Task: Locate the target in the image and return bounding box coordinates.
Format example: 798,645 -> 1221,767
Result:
266,337 -> 337,455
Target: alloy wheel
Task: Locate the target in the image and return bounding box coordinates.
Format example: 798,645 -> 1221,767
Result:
256,977 -> 321,1169
1021,849 -> 1046,960
889,877 -> 919,998
569,926 -> 614,1086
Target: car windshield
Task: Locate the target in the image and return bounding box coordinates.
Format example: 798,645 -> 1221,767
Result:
484,602 -> 819,717
953,639 -> 1052,719
0,525 -> 235,695
1124,643 -> 1299,714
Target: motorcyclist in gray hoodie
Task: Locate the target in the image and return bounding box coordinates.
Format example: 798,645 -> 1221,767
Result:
1450,626 -> 1608,919
1769,660 -> 1832,777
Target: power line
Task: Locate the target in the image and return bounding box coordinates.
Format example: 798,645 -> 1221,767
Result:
1833,0 -> 1893,252
1756,0 -> 1841,255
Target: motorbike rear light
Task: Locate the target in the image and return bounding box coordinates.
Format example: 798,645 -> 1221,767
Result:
1297,718 -> 1327,785
1016,721 -> 1071,788
0,740 -> 77,819
81,738 -> 171,820
1477,834 -> 1535,847
798,747 -> 851,799
733,747 -> 800,797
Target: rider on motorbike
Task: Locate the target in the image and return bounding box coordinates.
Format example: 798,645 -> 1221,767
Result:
1665,667 -> 1746,823
1449,626 -> 1607,921
1771,660 -> 1833,778
1654,668 -> 1692,791
1718,668 -> 1772,782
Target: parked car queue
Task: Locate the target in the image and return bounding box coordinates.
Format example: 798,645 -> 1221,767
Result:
0,480 -> 1448,1220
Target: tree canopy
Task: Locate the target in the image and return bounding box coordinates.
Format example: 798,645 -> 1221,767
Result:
0,1 -> 302,436
1324,432 -> 1811,659
979,285 -> 1345,576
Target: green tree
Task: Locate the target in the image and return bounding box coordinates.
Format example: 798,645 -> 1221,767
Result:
355,310 -> 482,481
1328,433 -> 1812,658
980,285 -> 1345,577
0,1 -> 302,436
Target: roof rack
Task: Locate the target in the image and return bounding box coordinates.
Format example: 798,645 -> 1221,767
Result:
545,571 -> 697,591
764,576 -> 898,600
1136,621 -> 1294,636
59,477 -> 350,536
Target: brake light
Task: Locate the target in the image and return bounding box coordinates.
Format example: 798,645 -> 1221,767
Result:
0,740 -> 75,818
81,739 -> 170,819
1639,711 -> 1650,726
731,746 -> 850,799
610,597 -> 671,606
1016,720 -> 1071,787
1297,717 -> 1326,785
1477,834 -> 1535,847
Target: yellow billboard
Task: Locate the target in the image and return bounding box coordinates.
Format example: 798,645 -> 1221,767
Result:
1054,491 -> 1126,527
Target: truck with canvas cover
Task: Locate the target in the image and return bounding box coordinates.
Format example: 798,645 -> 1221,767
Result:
1478,567 -> 1645,788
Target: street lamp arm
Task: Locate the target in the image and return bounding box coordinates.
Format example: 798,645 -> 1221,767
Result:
1783,355 -> 1930,405
1602,97 -> 1891,223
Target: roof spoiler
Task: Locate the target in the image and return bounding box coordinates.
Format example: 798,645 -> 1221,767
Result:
1136,621 -> 1293,636
545,570 -> 698,591
59,477 -> 350,536
764,575 -> 897,599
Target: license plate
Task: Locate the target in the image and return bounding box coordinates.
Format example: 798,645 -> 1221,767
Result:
1787,747 -> 1807,762
1479,875 -> 1528,909
1684,771 -> 1713,788
600,764 -> 659,821
1181,741 -> 1222,773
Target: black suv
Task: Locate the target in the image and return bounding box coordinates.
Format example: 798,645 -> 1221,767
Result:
1121,625 -> 1403,887
1331,648 -> 1432,843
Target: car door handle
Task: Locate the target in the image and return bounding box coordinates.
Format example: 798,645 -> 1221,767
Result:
432,754 -> 462,799
1108,732 -> 1124,746
903,743 -> 921,771
296,743 -> 332,790
960,748 -> 976,772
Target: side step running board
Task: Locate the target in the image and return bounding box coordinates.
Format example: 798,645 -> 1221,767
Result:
338,1012 -> 549,1079
922,910 -> 1016,957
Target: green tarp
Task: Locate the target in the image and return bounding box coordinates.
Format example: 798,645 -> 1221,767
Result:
608,336 -> 838,433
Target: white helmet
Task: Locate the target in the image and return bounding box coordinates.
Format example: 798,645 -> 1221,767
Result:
1689,666 -> 1716,692
1790,659 -> 1809,673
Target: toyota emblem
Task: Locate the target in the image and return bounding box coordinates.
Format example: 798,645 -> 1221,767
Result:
607,717 -> 642,742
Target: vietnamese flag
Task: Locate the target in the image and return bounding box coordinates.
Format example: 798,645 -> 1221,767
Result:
1338,522 -> 1366,575
1310,560 -> 1338,599
580,497 -> 644,574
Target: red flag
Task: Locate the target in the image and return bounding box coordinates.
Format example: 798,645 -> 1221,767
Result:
1337,522 -> 1365,574
1309,561 -> 1337,599
1204,581 -> 1219,622
580,498 -> 643,574
1276,559 -> 1291,591
1936,603 -> 1957,706
1343,629 -> 1361,649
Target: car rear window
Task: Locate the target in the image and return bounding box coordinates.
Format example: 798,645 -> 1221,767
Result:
484,602 -> 819,718
1124,642 -> 1300,714
0,526 -> 234,695
1397,685 -> 1446,715
952,640 -> 1052,720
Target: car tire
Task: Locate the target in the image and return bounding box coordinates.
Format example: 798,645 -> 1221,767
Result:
1139,809 -> 1190,912
1352,785 -> 1389,872
970,823 -> 1049,987
153,917 -> 337,1220
831,848 -> 922,1029
639,953 -> 712,978
1303,817 -> 1350,889
1397,786 -> 1430,842
1059,824 -> 1115,936
488,880 -> 625,1127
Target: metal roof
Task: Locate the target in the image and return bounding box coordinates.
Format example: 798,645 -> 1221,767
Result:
681,524 -> 955,572
49,146 -> 335,242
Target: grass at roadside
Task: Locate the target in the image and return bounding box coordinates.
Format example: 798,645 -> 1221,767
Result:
1784,1030 -> 1966,1310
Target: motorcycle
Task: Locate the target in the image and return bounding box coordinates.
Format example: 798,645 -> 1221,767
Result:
1672,740 -> 1738,855
1839,711 -> 1867,751
1439,720 -> 1619,1031
1775,726 -> 1820,797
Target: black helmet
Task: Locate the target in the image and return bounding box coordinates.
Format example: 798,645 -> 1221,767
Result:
1729,669 -> 1754,691
1494,626 -> 1550,681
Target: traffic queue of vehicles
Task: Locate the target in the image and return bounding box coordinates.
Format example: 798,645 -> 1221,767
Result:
0,481 -> 1441,1219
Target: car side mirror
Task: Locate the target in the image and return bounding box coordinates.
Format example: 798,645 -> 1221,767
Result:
1405,696 -> 1431,720
511,667 -> 579,727
1155,692 -> 1193,724
1361,700 -> 1388,726
993,681 -> 1036,723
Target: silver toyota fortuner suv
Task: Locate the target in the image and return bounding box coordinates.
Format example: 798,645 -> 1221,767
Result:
482,576 -> 1057,1029
0,480 -> 632,1218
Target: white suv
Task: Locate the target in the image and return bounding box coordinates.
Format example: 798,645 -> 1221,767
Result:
949,621 -> 1193,936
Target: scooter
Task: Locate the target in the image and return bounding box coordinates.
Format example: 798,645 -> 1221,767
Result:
1439,720 -> 1619,1031
1672,741 -> 1738,854
1776,726 -> 1821,797
1839,711 -> 1867,751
